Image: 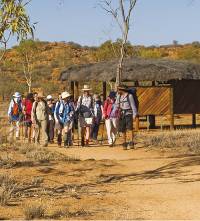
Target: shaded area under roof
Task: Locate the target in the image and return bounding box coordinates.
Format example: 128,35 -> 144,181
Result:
60,57 -> 200,82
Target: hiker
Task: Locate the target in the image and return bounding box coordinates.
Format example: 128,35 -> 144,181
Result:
76,85 -> 94,147
46,95 -> 55,144
90,94 -> 103,144
103,91 -> 119,147
31,92 -> 49,147
8,92 -> 23,141
117,85 -> 138,150
54,93 -> 63,147
59,91 -> 75,147
31,92 -> 38,143
22,93 -> 34,142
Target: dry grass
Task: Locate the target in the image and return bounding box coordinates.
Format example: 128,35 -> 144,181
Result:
0,143 -> 80,170
0,174 -> 17,206
138,129 -> 200,151
23,201 -> 46,220
50,208 -> 90,219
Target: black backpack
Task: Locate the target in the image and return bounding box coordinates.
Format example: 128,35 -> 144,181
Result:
127,88 -> 139,111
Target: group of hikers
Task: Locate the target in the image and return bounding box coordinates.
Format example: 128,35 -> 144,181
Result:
7,84 -> 138,150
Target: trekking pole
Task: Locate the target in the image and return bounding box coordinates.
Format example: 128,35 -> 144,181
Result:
77,117 -> 80,147
22,116 -> 25,142
101,120 -> 105,145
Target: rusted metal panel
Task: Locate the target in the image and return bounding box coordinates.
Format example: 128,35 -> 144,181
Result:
136,86 -> 171,115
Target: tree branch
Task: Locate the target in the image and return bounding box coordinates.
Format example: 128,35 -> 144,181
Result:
0,32 -> 11,62
99,0 -> 124,35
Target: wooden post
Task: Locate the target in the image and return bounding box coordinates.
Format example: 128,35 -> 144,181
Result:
149,115 -> 156,129
192,114 -> 196,128
135,116 -> 140,131
135,81 -> 139,86
170,86 -> 174,130
74,81 -> 79,101
102,81 -> 107,101
147,115 -> 150,131
160,115 -> 163,131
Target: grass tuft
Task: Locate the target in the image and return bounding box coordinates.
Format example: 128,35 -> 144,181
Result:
138,129 -> 200,151
23,201 -> 46,220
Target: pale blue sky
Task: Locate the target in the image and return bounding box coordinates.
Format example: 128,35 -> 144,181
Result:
10,0 -> 200,47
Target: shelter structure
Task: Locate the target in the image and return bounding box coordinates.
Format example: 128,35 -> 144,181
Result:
60,57 -> 200,130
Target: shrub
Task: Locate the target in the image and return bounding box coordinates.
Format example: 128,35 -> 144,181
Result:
23,201 -> 46,220
139,129 -> 200,151
0,174 -> 17,206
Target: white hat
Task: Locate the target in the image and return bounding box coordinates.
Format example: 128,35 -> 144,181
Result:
47,95 -> 53,100
82,85 -> 91,91
61,91 -> 71,99
13,92 -> 21,98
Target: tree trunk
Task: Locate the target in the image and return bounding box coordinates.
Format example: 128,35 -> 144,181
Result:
28,82 -> 31,93
116,41 -> 125,87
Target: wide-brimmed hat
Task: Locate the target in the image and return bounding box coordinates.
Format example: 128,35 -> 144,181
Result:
46,95 -> 53,100
61,91 -> 71,99
82,85 -> 91,91
37,92 -> 45,98
117,84 -> 129,91
13,92 -> 21,98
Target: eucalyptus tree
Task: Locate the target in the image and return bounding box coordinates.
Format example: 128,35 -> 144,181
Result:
100,0 -> 137,86
0,0 -> 34,61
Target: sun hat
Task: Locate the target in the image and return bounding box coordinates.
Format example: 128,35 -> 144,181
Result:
61,91 -> 71,99
117,84 -> 129,91
13,92 -> 21,98
82,85 -> 91,91
37,91 -> 45,98
47,95 -> 53,100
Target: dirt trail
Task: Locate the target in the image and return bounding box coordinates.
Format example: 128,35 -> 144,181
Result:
46,143 -> 200,220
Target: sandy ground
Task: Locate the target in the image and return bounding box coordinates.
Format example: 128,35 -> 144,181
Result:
1,105 -> 200,219
44,142 -> 200,220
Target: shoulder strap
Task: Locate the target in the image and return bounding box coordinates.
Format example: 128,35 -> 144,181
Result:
80,96 -> 83,105
127,94 -> 131,106
90,95 -> 94,108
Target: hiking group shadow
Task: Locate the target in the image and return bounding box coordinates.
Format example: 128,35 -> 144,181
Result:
97,156 -> 200,184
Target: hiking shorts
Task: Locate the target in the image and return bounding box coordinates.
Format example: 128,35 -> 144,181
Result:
119,114 -> 133,133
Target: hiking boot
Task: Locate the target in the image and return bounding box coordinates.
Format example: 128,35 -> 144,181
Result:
68,141 -> 73,147
127,141 -> 135,150
122,142 -> 128,150
58,143 -> 62,147
85,140 -> 89,147
81,138 -> 85,147
109,143 -> 114,147
42,143 -> 48,147
112,138 -> 116,146
64,140 -> 69,148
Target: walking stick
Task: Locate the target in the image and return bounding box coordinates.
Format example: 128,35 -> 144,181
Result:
77,117 -> 80,147
101,120 -> 105,145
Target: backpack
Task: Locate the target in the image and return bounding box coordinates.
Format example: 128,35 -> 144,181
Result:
127,88 -> 139,111
79,95 -> 94,118
12,100 -> 21,116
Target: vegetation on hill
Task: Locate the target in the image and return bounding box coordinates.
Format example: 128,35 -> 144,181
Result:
1,39 -> 200,99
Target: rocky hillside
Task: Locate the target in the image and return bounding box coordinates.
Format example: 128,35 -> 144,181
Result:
0,40 -> 200,99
